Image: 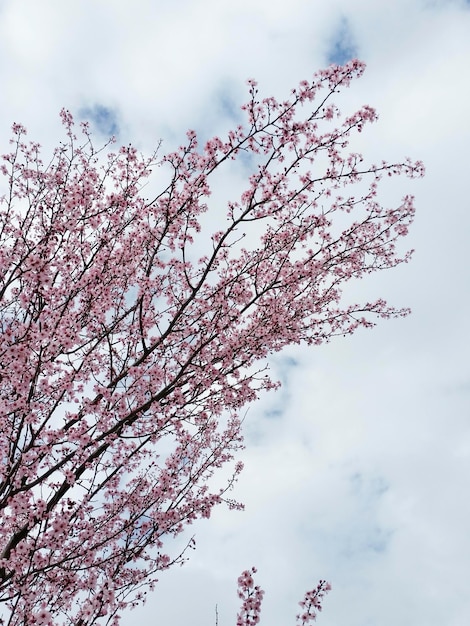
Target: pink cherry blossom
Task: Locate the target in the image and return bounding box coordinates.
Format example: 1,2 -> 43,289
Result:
0,59 -> 423,624
235,569 -> 331,625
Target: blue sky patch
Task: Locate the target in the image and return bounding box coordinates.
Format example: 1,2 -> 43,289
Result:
327,18 -> 358,66
349,471 -> 389,497
79,104 -> 119,137
366,526 -> 392,554
218,91 -> 240,122
262,355 -> 299,420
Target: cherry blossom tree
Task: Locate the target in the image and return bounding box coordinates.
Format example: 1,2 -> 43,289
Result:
0,60 -> 423,625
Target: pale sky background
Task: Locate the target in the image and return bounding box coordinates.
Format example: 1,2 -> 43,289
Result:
1,0 -> 469,625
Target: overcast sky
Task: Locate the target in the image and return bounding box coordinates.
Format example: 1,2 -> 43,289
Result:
1,0 -> 469,625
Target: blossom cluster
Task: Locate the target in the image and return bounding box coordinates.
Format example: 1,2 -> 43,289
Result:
235,568 -> 331,626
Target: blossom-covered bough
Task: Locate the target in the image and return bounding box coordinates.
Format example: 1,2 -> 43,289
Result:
0,60 -> 423,625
